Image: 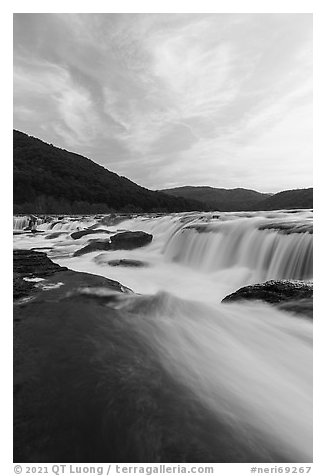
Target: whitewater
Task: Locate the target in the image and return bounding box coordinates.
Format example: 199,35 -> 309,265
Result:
13,209 -> 313,462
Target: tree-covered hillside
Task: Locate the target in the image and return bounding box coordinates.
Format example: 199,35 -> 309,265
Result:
13,131 -> 203,214
160,186 -> 313,211
160,186 -> 270,211
255,188 -> 313,211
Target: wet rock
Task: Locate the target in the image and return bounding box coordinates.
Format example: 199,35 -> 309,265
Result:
98,215 -> 132,227
13,273 -> 35,300
49,221 -> 67,229
258,222 -> 313,234
74,231 -> 153,256
13,250 -> 67,302
110,231 -> 153,250
31,247 -> 53,251
184,224 -> 214,233
277,298 -> 313,318
73,240 -> 112,256
221,280 -> 313,318
71,229 -> 112,240
45,232 -> 67,239
107,259 -> 149,268
13,250 -> 67,279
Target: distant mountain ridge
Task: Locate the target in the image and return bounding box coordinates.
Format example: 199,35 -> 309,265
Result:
254,188 -> 313,211
160,186 -> 313,211
13,130 -> 204,214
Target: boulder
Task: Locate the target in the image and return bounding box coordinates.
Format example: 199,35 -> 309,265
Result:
74,231 -> 153,256
110,231 -> 153,250
70,229 -> 112,240
221,280 -> 313,318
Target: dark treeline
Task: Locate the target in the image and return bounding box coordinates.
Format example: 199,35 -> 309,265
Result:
13,196 -> 161,215
13,130 -> 204,214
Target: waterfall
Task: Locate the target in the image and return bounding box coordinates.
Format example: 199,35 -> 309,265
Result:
13,216 -> 44,230
13,209 -> 313,461
164,217 -> 313,281
109,291 -> 313,462
13,216 -> 29,230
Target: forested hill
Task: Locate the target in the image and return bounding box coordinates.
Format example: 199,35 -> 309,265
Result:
13,130 -> 203,214
254,188 -> 313,211
160,186 -> 313,211
160,186 -> 270,212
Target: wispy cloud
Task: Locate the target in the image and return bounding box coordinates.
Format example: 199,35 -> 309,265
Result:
13,13 -> 312,192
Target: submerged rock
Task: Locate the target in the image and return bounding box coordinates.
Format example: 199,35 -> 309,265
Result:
98,214 -> 132,227
106,259 -> 149,268
184,224 -> 215,233
222,280 -> 313,318
73,239 -> 112,256
258,222 -> 313,234
74,231 -> 153,256
45,232 -> 67,239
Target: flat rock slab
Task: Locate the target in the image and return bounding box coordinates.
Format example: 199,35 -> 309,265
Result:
222,279 -> 313,318
13,249 -> 67,278
13,273 -> 35,300
74,231 -> 153,256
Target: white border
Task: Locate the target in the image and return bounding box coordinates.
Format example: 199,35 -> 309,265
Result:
3,2 -> 323,474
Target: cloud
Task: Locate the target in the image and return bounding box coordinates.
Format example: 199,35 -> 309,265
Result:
13,13 -> 312,192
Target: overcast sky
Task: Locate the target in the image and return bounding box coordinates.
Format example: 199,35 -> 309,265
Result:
13,13 -> 312,193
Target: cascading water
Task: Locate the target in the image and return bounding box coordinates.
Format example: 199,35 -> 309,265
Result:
13,209 -> 313,462
13,216 -> 29,230
13,216 -> 44,230
114,291 -> 312,462
164,215 -> 313,282
37,217 -> 97,231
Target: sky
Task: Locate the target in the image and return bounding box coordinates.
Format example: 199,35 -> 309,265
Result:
13,13 -> 312,193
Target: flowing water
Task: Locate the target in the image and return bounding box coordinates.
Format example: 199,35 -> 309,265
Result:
13,210 -> 313,462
